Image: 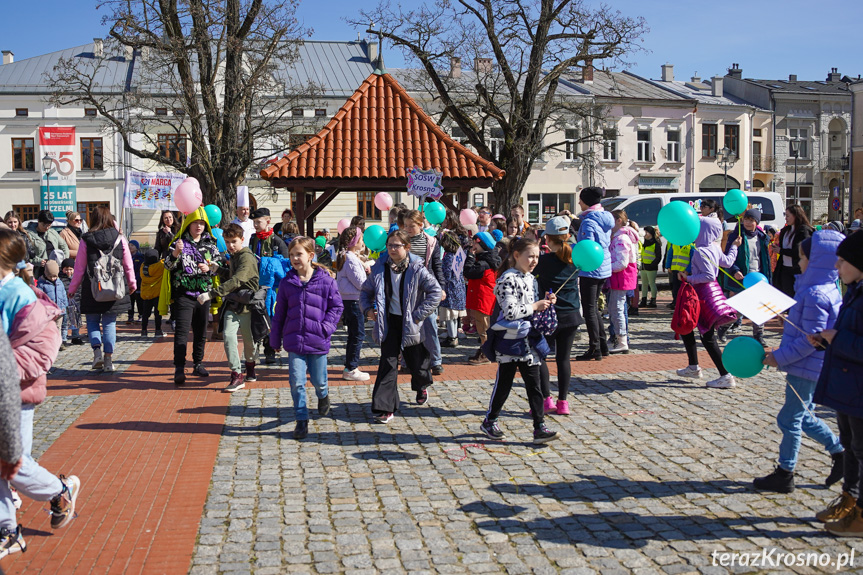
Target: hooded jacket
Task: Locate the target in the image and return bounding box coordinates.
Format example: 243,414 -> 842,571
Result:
610,225 -> 639,290
9,288 -> 61,405
68,226 -> 137,315
689,217 -> 738,333
773,230 -> 843,382
814,279 -> 863,418
37,276 -> 69,312
24,222 -> 69,266
360,254 -> 441,350
270,266 -> 343,355
162,206 -> 221,299
464,249 -> 501,315
576,205 -> 614,280
721,225 -> 772,294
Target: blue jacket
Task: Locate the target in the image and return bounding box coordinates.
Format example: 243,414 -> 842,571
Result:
814,279 -> 863,418
440,251 -> 466,311
36,277 -> 69,313
576,207 -> 614,279
0,276 -> 37,335
259,255 -> 288,316
772,230 -> 843,382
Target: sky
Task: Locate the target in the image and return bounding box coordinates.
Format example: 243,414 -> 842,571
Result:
1,0 -> 860,83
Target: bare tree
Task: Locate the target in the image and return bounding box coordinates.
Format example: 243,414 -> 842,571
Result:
48,0 -> 319,219
350,0 -> 646,210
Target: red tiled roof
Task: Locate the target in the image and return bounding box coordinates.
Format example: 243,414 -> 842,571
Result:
260,72 -> 505,183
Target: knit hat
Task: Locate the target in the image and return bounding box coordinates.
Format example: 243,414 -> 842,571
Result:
491,229 -> 503,242
800,237 -> 812,259
475,231 -> 496,251
45,260 -> 60,278
579,186 -> 603,207
61,258 -> 75,269
251,207 -> 270,219
743,208 -> 762,224
837,230 -> 863,273
826,221 -> 846,234
129,239 -> 140,249
544,216 -> 571,236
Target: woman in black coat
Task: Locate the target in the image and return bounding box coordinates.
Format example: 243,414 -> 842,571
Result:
772,204 -> 814,297
154,210 -> 180,258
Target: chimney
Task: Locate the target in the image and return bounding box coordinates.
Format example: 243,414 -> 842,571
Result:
474,57 -> 493,74
828,67 -> 841,82
367,41 -> 378,66
712,76 -> 723,97
727,63 -> 742,79
661,63 -> 674,82
450,56 -> 462,79
788,74 -> 797,82
583,60 -> 594,84
1,51 -> 12,65
125,45 -> 134,61
690,74 -> 701,83
93,38 -> 103,58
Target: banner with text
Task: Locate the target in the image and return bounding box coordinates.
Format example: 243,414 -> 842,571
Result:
123,170 -> 185,211
39,127 -> 77,217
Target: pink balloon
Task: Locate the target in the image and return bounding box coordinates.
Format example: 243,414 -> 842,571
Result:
174,179 -> 203,214
374,192 -> 394,212
337,218 -> 352,234
183,176 -> 201,190
459,209 -> 478,226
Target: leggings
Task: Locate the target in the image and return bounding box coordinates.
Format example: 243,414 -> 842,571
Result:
488,361 -> 545,429
681,328 -> 727,376
640,269 -> 658,299
539,325 -> 579,400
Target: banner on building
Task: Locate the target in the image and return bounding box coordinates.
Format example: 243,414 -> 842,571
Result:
123,170 -> 186,211
39,127 -> 77,217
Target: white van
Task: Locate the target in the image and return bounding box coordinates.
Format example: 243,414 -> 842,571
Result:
599,192 -> 785,232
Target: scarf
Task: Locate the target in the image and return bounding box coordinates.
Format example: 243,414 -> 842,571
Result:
389,256 -> 409,274
256,228 -> 274,241
743,226 -> 758,239
68,225 -> 83,239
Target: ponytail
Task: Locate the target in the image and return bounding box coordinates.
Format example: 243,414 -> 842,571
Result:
334,226 -> 360,272
496,237 -> 538,276
546,234 -> 572,264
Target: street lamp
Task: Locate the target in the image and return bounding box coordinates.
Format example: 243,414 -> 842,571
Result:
41,154 -> 53,215
789,139 -> 800,205
716,146 -> 738,193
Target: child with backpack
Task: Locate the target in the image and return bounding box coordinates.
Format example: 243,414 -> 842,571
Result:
139,249 -> 164,337
675,217 -> 741,389
439,227 -> 468,348
36,261 -> 68,351
753,230 -> 845,494
335,226 -> 371,382
270,237 -> 344,439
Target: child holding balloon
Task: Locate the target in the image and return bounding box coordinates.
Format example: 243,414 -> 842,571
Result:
755,230 -> 845,494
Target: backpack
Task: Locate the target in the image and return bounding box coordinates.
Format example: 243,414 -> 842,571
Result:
671,281 -> 700,340
88,234 -> 127,302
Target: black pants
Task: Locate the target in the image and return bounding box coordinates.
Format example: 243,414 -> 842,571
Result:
128,291 -> 142,321
140,297 -> 162,332
343,300 -> 365,371
670,272 -> 683,306
579,277 -> 607,353
836,412 -> 863,507
172,294 -> 208,367
488,361 -> 545,428
681,328 -> 727,376
774,265 -> 796,298
371,314 -> 431,414
539,325 -> 579,400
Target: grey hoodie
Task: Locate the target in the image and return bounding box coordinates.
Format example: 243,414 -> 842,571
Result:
0,323 -> 22,464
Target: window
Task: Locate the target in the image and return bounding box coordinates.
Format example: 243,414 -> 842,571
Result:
155,107 -> 168,116
84,108 -> 97,117
357,192 -> 382,221
77,202 -> 110,227
724,124 -> 740,155
666,130 -> 680,162
315,109 -> 326,117
12,138 -> 34,171
702,123 -> 718,158
753,128 -> 762,137
621,198 -> 662,227
173,108 -> 185,116
488,127 -> 504,161
12,205 -> 39,222
637,130 -> 651,162
789,128 -> 809,158
602,128 -> 617,161
157,134 -> 187,164
291,108 -> 304,117
564,129 -> 579,160
81,138 -> 103,170
15,108 -> 27,117
787,189 -> 812,220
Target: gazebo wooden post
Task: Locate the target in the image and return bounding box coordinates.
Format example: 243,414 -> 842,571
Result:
458,189 -> 469,210
294,187 -> 307,235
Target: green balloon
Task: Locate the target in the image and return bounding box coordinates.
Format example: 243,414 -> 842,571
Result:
315,236 -> 326,248
816,225 -> 823,231
658,202 -> 700,246
571,239 -> 604,272
723,188 -> 748,216
363,224 -> 387,252
423,201 -> 446,225
204,204 -> 222,227
721,336 -> 766,378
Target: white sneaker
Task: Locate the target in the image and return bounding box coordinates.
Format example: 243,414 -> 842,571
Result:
10,488 -> 21,510
706,374 -> 736,389
103,355 -> 114,372
0,525 -> 25,559
609,340 -> 629,354
343,368 -> 370,382
676,365 -> 703,379
92,348 -> 103,370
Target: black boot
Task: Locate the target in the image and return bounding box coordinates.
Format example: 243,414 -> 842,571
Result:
647,298 -> 657,308
192,364 -> 210,377
827,452 -> 845,486
174,366 -> 186,386
753,466 -> 795,493
318,395 -> 331,416
575,347 -> 602,362
293,420 -> 308,440
640,297 -> 647,308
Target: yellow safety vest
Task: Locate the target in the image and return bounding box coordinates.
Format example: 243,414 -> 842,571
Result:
669,244 -> 692,272
639,242 -> 659,266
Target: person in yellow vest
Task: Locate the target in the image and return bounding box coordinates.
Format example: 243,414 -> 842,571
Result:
139,249 -> 164,337
665,242 -> 692,309
639,226 -> 663,308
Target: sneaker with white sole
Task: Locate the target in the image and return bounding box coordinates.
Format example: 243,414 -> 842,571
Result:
103,355 -> 114,372
374,412 -> 394,424
609,340 -> 629,354
10,487 -> 21,510
343,368 -> 370,381
50,474 -> 80,529
92,348 -> 103,370
676,365 -> 703,379
706,374 -> 736,389
0,525 -> 26,559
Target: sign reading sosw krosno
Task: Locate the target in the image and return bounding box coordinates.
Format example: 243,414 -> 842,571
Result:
406,167 -> 443,200
39,127 -> 77,217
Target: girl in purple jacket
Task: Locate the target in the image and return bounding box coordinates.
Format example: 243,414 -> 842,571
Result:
334,227 -> 371,382
270,237 -> 344,440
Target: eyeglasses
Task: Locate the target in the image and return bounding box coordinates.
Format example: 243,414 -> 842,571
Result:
386,243 -> 406,249
73,218 -> 82,222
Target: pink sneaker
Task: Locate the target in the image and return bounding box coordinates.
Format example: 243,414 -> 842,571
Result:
543,396 -> 556,414
556,400 -> 570,415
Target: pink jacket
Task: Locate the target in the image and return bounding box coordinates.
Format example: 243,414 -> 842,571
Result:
609,226 -> 639,290
9,288 -> 62,405
68,231 -> 137,295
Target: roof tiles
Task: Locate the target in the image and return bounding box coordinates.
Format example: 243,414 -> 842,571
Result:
260,72 -> 504,183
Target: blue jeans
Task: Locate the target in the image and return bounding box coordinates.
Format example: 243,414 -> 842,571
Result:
0,405 -> 63,530
343,300 -> 365,371
86,313 -> 117,353
288,353 -> 329,421
777,374 -> 843,471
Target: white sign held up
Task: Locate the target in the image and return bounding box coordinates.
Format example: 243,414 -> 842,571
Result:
725,281 -> 797,326
451,247 -> 466,278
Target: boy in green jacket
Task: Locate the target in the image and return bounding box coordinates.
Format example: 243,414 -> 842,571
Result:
197,223 -> 260,392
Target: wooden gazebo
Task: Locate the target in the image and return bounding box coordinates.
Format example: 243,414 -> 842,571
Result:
260,71 -> 505,235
